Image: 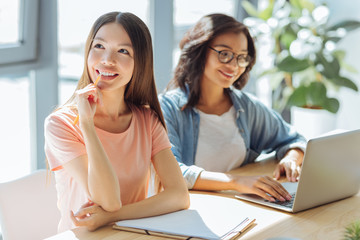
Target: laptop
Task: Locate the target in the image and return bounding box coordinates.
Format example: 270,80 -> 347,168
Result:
235,129 -> 360,213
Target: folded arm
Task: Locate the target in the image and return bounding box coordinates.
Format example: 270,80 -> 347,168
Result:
63,121 -> 121,212
71,148 -> 190,231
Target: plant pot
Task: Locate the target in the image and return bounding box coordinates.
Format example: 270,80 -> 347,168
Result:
291,106 -> 337,140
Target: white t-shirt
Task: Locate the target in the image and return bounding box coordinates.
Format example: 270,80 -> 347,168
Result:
195,106 -> 246,172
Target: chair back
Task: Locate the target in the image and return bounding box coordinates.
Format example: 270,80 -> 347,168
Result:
0,169 -> 60,240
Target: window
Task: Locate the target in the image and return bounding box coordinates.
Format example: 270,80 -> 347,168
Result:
0,1 -> 20,45
0,0 -> 42,184
0,76 -> 31,183
58,0 -> 148,81
173,0 -> 237,66
0,0 -> 39,65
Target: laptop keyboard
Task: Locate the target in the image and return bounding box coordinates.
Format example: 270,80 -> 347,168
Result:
267,193 -> 296,208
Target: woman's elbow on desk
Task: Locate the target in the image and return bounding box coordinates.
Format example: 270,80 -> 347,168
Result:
178,187 -> 191,210
92,197 -> 122,212
161,183 -> 190,211
171,183 -> 191,210
102,201 -> 122,212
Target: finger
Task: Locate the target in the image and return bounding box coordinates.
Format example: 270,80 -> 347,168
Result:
296,166 -> 301,181
258,177 -> 291,201
76,84 -> 96,95
77,92 -> 96,106
259,183 -> 286,202
74,205 -> 97,218
71,211 -> 93,228
273,164 -> 283,180
284,160 -> 298,182
70,211 -> 83,226
252,188 -> 276,202
291,165 -> 301,182
260,176 -> 288,193
79,201 -> 95,209
87,89 -> 98,102
283,165 -> 292,182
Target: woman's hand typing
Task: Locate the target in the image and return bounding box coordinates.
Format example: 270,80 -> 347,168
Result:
273,148 -> 304,182
232,175 -> 292,202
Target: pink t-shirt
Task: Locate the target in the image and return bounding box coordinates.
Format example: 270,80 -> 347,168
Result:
44,105 -> 171,232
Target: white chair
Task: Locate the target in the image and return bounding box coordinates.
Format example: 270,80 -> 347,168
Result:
0,169 -> 60,240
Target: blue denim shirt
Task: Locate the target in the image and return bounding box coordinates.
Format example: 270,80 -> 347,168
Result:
159,87 -> 306,188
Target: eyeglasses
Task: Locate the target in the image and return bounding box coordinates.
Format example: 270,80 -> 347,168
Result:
208,46 -> 251,68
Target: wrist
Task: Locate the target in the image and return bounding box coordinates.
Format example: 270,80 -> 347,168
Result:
194,171 -> 238,192
227,174 -> 241,191
79,118 -> 95,131
283,148 -> 304,165
109,207 -> 122,223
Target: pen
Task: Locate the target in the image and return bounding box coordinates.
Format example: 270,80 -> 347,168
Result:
72,74 -> 101,125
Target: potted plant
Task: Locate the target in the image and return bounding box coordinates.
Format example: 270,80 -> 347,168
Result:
242,0 -> 360,113
344,220 -> 360,240
241,0 -> 360,138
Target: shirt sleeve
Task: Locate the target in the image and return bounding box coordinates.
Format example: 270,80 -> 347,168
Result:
158,94 -> 182,161
159,94 -> 204,189
245,94 -> 306,161
44,113 -> 87,171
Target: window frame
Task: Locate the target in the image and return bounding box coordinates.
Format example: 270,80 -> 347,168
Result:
0,0 -> 39,65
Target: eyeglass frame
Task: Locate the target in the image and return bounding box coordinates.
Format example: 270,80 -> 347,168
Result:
208,46 -> 252,68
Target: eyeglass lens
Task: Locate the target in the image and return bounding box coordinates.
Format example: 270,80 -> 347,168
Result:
218,50 -> 249,67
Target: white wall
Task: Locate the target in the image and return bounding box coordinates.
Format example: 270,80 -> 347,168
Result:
327,0 -> 360,130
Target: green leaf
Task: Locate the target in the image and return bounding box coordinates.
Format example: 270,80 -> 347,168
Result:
298,0 -> 315,12
280,26 -> 297,49
341,62 -> 359,73
327,20 -> 360,32
277,56 -> 310,73
327,76 -> 358,91
289,0 -> 302,9
258,1 -> 274,20
280,33 -> 296,50
316,53 -> 340,78
332,50 -> 346,61
287,85 -> 308,107
286,82 -> 338,113
241,1 -> 259,17
332,51 -> 358,74
307,82 -> 327,106
322,98 -> 340,113
290,0 -> 315,12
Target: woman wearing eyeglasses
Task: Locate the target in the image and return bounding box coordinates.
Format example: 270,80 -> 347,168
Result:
159,13 -> 306,202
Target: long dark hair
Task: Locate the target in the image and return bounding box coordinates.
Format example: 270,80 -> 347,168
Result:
65,12 -> 166,128
168,13 -> 256,109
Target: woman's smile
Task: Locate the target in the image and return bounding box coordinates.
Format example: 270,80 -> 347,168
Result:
96,69 -> 119,81
218,69 -> 236,80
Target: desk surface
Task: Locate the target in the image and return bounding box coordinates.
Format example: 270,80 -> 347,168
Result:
46,159 -> 360,240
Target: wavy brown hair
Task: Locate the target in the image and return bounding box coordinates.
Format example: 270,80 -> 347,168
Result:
167,13 -> 256,109
64,12 -> 166,128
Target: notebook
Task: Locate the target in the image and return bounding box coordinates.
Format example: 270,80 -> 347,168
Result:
114,194 -> 255,239
235,129 -> 360,213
